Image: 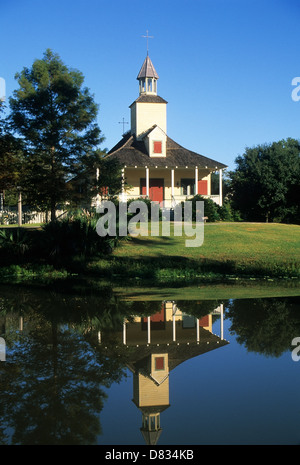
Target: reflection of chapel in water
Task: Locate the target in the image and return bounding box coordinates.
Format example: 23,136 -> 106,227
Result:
100,301 -> 229,445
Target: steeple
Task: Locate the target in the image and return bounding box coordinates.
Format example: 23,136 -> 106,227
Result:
137,55 -> 159,95
130,54 -> 167,140
140,410 -> 163,445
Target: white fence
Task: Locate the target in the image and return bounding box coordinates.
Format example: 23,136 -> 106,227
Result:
0,210 -> 67,225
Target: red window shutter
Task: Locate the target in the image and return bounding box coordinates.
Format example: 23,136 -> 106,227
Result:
99,186 -> 109,195
199,315 -> 209,327
155,357 -> 164,370
153,141 -> 162,154
198,180 -> 208,195
140,178 -> 146,196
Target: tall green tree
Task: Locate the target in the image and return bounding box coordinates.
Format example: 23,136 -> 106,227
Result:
9,49 -> 104,221
0,102 -> 23,201
229,138 -> 300,223
69,151 -> 123,208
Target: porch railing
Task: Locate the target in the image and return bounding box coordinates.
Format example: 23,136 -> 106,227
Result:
116,194 -> 221,207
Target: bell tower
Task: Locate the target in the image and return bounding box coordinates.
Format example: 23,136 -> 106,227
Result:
130,54 -> 167,140
137,54 -> 159,96
132,352 -> 170,445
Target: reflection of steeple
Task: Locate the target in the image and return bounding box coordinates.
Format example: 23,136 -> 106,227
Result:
99,300 -> 229,445
140,410 -> 163,445
126,302 -> 228,444
130,352 -> 170,445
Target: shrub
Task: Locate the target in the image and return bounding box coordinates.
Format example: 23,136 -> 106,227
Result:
217,201 -> 243,222
127,197 -> 159,221
0,211 -> 119,267
0,228 -> 32,262
185,195 -> 220,222
38,213 -> 116,262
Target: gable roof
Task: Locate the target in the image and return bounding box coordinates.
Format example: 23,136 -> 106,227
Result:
106,131 -> 227,170
138,124 -> 166,139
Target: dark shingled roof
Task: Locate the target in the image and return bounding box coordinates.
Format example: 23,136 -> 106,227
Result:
106,131 -> 227,170
125,331 -> 229,375
129,94 -> 168,106
141,428 -> 163,446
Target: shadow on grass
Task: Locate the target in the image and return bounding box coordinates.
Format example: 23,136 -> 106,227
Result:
125,235 -> 174,247
90,254 -> 237,280
87,251 -> 300,285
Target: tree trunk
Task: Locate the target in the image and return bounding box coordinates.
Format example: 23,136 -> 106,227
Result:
50,146 -> 56,222
51,200 -> 56,222
17,189 -> 22,226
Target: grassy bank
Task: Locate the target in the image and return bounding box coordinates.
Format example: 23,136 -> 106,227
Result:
0,222 -> 299,286
87,222 -> 300,283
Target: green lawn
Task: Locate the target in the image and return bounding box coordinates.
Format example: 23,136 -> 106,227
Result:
115,222 -> 299,260
91,222 -> 300,282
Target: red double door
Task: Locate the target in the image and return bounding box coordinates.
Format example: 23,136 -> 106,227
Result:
140,178 -> 164,203
140,178 -> 207,202
198,180 -> 208,195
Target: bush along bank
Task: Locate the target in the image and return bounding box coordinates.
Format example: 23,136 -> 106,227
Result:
0,212 -> 119,272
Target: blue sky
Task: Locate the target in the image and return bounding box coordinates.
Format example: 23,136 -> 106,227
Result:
1,0 -> 300,171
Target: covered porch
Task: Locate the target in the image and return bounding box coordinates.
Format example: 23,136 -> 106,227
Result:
120,165 -> 224,207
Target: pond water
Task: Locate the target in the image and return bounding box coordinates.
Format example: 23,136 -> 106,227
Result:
0,283 -> 300,445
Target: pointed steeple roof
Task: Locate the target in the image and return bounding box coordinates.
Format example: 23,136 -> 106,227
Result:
141,428 -> 163,445
137,55 -> 159,80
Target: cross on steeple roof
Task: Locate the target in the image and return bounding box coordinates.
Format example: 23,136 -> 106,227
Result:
142,30 -> 154,55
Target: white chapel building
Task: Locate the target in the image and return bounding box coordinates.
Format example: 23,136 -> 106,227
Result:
104,52 -> 227,208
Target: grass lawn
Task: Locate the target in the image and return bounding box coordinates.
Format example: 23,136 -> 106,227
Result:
90,222 -> 300,282
0,221 -> 299,288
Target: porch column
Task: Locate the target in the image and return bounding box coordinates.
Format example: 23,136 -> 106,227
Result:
147,316 -> 151,344
173,314 -> 176,342
121,168 -> 125,201
172,302 -> 176,342
196,318 -> 200,342
123,320 -> 126,345
96,167 -> 101,208
195,166 -> 198,195
146,167 -> 149,197
171,169 -> 175,199
220,303 -> 224,340
219,168 -> 223,206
